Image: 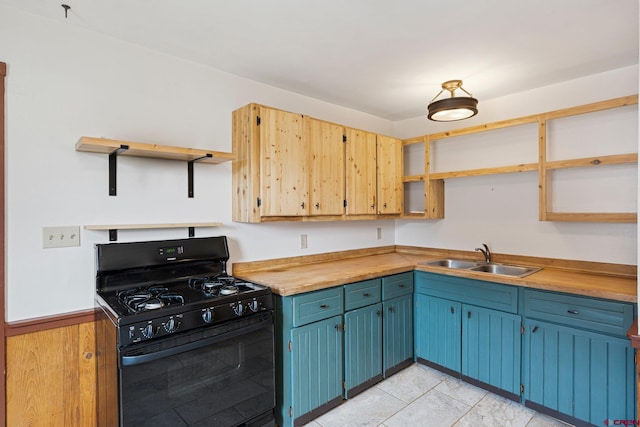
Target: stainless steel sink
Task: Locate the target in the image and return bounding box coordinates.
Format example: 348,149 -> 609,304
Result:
421,258 -> 541,278
421,259 -> 480,269
469,263 -> 541,278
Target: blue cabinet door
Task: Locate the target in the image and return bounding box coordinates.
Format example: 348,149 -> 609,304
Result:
289,315 -> 343,422
383,294 -> 413,376
344,303 -> 383,397
523,319 -> 636,425
414,294 -> 461,373
462,304 -> 522,396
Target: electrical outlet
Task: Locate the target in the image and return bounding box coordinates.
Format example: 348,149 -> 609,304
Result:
43,226 -> 81,249
300,234 -> 308,249
376,227 -> 382,240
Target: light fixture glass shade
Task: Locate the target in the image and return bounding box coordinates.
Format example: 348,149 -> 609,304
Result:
427,80 -> 478,122
428,96 -> 478,121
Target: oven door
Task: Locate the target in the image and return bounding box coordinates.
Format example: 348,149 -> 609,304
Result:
118,312 -> 275,427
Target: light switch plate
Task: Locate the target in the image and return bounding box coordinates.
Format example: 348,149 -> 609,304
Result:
43,226 -> 81,248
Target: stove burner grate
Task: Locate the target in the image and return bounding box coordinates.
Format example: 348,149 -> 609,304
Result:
118,286 -> 185,313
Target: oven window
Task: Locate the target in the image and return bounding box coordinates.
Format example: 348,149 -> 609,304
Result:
119,317 -> 275,427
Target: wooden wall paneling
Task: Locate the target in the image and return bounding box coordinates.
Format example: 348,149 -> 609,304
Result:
6,323 -> 98,427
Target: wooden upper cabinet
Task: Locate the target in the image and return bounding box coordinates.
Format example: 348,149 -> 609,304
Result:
376,135 -> 402,214
307,118 -> 345,216
259,106 -> 308,217
345,128 -> 377,216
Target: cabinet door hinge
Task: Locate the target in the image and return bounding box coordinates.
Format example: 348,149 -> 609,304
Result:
343,135 -> 347,143
257,197 -> 262,207
289,406 -> 293,417
257,116 -> 261,126
288,340 -> 293,352
520,384 -> 525,394
520,325 -> 525,335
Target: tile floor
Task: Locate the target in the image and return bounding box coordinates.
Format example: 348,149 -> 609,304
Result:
303,363 -> 573,427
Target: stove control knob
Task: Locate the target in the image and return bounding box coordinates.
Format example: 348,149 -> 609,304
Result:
141,323 -> 154,339
232,302 -> 244,316
202,308 -> 214,324
248,299 -> 260,313
164,317 -> 178,333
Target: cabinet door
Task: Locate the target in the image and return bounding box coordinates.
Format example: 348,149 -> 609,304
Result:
290,315 -> 343,421
345,128 -> 377,215
307,118 -> 345,216
344,303 -> 383,397
383,294 -> 413,376
523,319 -> 636,425
461,304 -> 521,396
259,106 -> 308,216
414,294 -> 461,373
376,135 -> 402,214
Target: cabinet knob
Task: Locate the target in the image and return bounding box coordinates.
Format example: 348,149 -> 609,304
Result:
376,310 -> 382,317
363,293 -> 371,297
383,203 -> 387,209
388,307 -> 395,313
315,202 -> 320,209
532,326 -> 539,333
371,204 -> 375,209
301,202 -> 305,209
450,307 -> 455,314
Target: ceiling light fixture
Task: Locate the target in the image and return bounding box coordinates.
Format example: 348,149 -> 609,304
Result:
427,80 -> 478,122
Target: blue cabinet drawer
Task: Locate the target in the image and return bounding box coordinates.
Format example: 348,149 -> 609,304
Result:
415,271 -> 518,314
523,289 -> 634,337
345,279 -> 381,311
382,272 -> 413,301
292,287 -> 344,327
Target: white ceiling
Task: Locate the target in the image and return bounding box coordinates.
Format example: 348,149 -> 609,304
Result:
2,0 -> 638,120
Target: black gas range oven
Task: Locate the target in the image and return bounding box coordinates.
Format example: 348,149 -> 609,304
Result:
94,236 -> 275,427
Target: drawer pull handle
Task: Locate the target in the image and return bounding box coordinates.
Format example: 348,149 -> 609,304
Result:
363,293 -> 371,297
532,326 -> 539,333
320,304 -> 329,309
567,310 -> 580,315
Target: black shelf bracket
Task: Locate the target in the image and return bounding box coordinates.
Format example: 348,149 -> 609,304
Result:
187,153 -> 213,198
188,227 -> 195,238
108,229 -> 118,241
108,144 -> 129,196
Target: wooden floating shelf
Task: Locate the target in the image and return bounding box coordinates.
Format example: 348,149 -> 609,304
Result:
76,136 -> 235,197
75,137 -> 235,164
543,212 -> 637,223
84,222 -> 223,241
429,163 -> 538,180
84,222 -> 223,230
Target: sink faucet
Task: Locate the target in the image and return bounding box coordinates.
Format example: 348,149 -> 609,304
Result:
475,243 -> 491,263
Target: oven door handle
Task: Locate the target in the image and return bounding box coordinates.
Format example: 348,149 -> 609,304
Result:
120,318 -> 271,367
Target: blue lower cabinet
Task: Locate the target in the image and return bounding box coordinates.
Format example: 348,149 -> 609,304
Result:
523,319 -> 636,425
461,304 -> 521,396
344,303 -> 383,397
383,294 -> 413,376
289,315 -> 343,423
415,294 -> 461,373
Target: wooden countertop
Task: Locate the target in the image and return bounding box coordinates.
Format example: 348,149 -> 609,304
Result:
232,246 -> 637,302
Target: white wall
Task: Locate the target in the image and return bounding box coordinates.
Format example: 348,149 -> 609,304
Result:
394,66 -> 638,264
0,6 -> 396,321
1,5 -> 637,322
